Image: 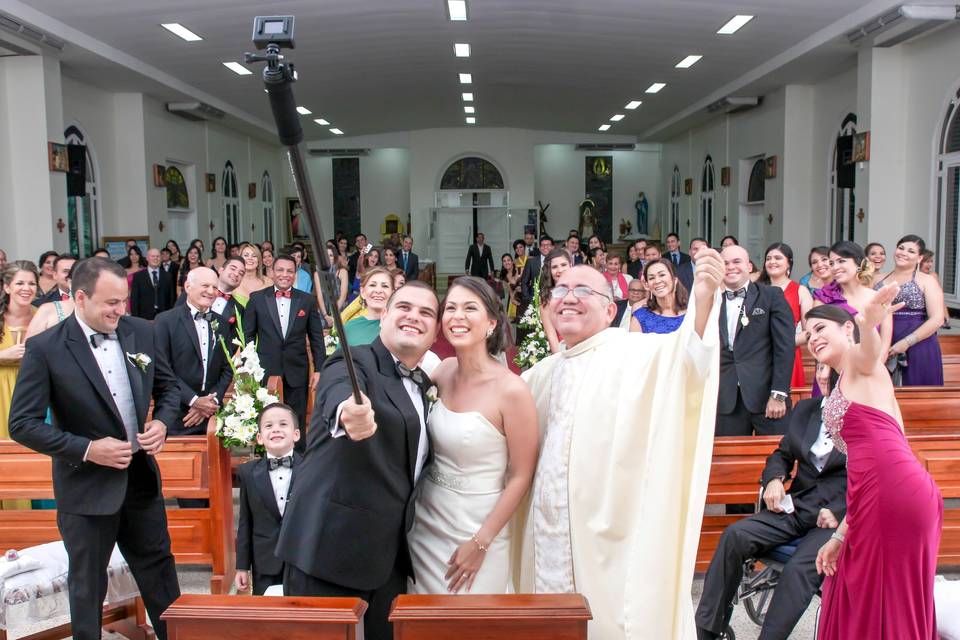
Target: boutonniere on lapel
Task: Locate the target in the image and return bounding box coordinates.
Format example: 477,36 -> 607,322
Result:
297,309 -> 306,318
425,385 -> 439,413
126,352 -> 151,372
210,319 -> 220,333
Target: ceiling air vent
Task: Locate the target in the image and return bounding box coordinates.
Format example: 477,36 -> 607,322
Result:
165,102 -> 225,122
846,4 -> 958,47
706,96 -> 761,114
309,148 -> 370,157
0,11 -> 65,51
574,143 -> 636,151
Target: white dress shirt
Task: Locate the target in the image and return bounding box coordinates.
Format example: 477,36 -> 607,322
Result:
809,399 -> 835,473
211,293 -> 228,316
266,450 -> 294,516
275,287 -> 291,338
723,284 -> 748,348
186,302 -> 211,394
75,315 -> 140,456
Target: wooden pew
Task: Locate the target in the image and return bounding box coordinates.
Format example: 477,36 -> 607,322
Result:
162,594 -> 366,640
389,594 -> 592,640
698,434 -> 960,572
940,333 -> 960,355
793,386 -> 960,436
801,351 -> 960,385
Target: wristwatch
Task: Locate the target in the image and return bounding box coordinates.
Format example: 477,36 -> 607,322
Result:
769,390 -> 788,402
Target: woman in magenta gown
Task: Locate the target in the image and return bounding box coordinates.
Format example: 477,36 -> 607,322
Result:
806,290 -> 942,639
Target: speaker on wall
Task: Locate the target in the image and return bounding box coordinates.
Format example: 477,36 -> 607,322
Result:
66,143 -> 87,197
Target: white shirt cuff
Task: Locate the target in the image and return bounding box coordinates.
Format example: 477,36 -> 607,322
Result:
82,441 -> 92,463
330,400 -> 348,438
189,395 -> 198,407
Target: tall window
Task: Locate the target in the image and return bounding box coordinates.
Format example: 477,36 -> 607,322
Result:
937,89 -> 960,300
64,125 -> 101,257
829,114 -> 857,243
260,171 -> 274,244
700,156 -> 715,245
222,161 -> 240,244
669,166 -> 682,235
747,158 -> 766,203
164,166 -> 189,210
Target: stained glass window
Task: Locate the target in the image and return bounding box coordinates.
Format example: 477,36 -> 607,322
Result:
440,157 -> 504,190
165,165 -> 189,209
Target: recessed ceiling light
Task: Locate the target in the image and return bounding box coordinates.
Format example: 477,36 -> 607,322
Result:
717,15 -> 754,35
454,43 -> 471,57
447,0 -> 468,21
676,55 -> 703,68
625,101 -> 642,110
314,118 -> 330,125
462,92 -> 474,101
459,73 -> 472,84
329,128 -> 344,135
598,124 -> 611,131
464,106 -> 475,113
161,23 -> 203,42
466,117 -> 476,124
223,61 -> 252,76
610,114 -> 625,122
646,82 -> 666,94
296,106 -> 312,115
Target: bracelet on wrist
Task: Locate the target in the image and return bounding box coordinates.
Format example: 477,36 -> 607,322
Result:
471,533 -> 488,552
830,531 -> 845,544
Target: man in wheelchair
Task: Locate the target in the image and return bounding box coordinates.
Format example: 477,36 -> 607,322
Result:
696,395 -> 848,640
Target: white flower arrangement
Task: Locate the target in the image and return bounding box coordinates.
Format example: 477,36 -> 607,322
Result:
514,274 -> 551,370
324,326 -> 341,356
214,313 -> 278,452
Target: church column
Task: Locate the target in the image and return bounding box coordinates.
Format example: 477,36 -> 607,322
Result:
0,55 -> 65,261
782,84 -> 816,255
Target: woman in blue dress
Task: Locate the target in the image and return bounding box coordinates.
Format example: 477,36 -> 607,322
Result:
629,258 -> 686,334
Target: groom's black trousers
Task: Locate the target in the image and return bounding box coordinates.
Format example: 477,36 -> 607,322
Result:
284,552 -> 407,640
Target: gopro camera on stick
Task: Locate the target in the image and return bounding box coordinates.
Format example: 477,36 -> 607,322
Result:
251,16 -> 295,50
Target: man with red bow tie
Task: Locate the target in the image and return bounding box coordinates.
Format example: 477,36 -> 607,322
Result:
243,254 -> 325,450
176,256 -> 245,323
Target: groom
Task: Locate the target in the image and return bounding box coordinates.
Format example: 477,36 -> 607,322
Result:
277,281 -> 439,640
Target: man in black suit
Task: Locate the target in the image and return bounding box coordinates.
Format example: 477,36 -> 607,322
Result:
626,240 -> 647,280
565,235 -> 584,265
154,267 -> 233,437
9,257 -> 181,640
399,235 -> 419,280
33,253 -> 77,307
465,232 -> 495,279
717,245 -> 795,436
696,396 -> 847,640
243,254 -> 325,447
665,232 -> 692,268
176,256 -> 245,323
523,229 -> 539,258
160,248 -> 179,286
519,235 -> 554,305
677,238 -> 708,295
347,232 -> 368,284
278,281 -> 439,640
130,248 -> 175,320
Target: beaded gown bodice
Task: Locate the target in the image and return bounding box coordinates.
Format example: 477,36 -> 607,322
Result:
822,382 -> 852,455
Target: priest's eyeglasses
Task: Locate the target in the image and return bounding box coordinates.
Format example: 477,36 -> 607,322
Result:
550,285 -> 613,301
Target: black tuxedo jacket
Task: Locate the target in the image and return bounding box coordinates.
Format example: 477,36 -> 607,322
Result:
399,251 -> 419,280
667,250 -> 691,267
9,315 -> 179,515
130,268 -> 175,320
32,287 -> 67,308
153,305 -> 234,435
277,339 -> 427,591
243,288 -> 325,388
718,281 -> 795,415
162,261 -> 180,287
465,244 -> 495,279
677,260 -> 695,295
760,398 -> 847,526
520,255 -> 545,304
626,259 -> 644,280
236,453 -> 302,576
347,251 -> 361,284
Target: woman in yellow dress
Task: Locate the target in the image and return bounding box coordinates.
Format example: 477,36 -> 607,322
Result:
232,242 -> 274,307
0,260 -> 38,509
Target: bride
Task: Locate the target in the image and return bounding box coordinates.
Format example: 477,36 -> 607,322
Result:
408,276 -> 538,594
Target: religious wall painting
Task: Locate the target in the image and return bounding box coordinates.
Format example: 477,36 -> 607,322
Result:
152,164 -> 166,187
332,157 -> 362,241
585,155 -> 613,243
287,197 -> 306,241
163,165 -> 189,210
205,173 -> 216,193
764,155 -> 778,179
852,132 -> 870,162
440,157 -> 504,190
684,178 -> 693,195
720,166 -> 731,187
48,142 -> 68,172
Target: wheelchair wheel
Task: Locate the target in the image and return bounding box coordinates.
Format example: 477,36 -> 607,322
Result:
721,625 -> 736,640
743,584 -> 773,625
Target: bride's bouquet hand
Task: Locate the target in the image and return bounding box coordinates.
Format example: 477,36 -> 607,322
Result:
444,538 -> 486,593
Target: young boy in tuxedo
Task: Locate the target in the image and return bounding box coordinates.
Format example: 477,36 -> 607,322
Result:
235,403 -> 302,595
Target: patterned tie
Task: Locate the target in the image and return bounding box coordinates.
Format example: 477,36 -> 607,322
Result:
89,332 -> 118,348
151,270 -> 159,287
218,291 -> 232,300
275,289 -> 292,299
396,361 -> 431,393
268,455 -> 294,470
194,310 -> 214,322
725,288 -> 747,300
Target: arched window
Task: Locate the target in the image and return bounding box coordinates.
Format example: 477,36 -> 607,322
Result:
830,113 -> 858,243
669,166 -> 682,235
164,166 -> 189,210
700,156 -> 715,245
747,158 -> 766,203
440,157 -> 504,190
261,171 -> 274,244
222,161 -> 240,244
64,125 -> 101,257
937,88 -> 960,300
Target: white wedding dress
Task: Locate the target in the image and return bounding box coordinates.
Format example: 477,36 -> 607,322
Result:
407,399 -> 510,594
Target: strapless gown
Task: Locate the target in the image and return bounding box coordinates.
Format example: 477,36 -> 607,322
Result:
818,382 -> 943,639
407,399 -> 510,594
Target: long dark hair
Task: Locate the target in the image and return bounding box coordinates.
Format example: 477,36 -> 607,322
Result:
540,248 -> 572,304
804,304 -> 860,343
0,260 -> 38,339
808,245 -> 830,266
896,234 -> 926,253
211,236 -> 227,259
443,276 -> 511,356
829,240 -> 872,286
643,258 -> 688,313
758,242 -> 795,285
498,253 -> 517,281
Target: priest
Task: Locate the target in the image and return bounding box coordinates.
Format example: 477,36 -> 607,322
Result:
517,251 -> 723,639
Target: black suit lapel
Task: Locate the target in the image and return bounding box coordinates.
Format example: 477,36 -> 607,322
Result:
799,402 -> 823,469
372,339 -> 422,482
116,324 -> 146,425
64,317 -> 124,431
253,459 -> 282,521
264,292 -> 284,340
179,305 -> 204,362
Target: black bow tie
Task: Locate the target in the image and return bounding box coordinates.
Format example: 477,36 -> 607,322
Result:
396,361 -> 431,392
268,455 -> 293,471
725,288 -> 747,300
89,332 -> 118,348
194,310 -> 214,322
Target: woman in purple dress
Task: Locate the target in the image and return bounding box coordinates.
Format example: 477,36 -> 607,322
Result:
873,235 -> 945,386
807,296 -> 942,639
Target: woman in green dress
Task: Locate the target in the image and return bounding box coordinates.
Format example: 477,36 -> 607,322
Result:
343,266 -> 394,344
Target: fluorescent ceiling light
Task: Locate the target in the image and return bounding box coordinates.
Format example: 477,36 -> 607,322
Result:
447,0 -> 468,21
462,92 -> 474,101
466,117 -> 476,124
610,114 -> 625,122
223,61 -> 252,76
329,128 -> 344,135
314,118 -> 330,125
454,43 -> 471,57
459,73 -> 472,84
296,106 -> 312,115
161,23 -> 203,42
646,82 -> 666,94
464,106 -> 475,113
676,55 -> 703,68
625,100 -> 642,110
717,15 -> 754,35
598,124 -> 611,131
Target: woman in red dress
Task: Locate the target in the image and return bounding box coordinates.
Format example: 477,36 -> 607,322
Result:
759,243 -> 812,389
806,289 -> 942,639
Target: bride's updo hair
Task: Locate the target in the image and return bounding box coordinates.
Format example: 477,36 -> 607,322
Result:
443,276 -> 511,357
804,304 -> 860,343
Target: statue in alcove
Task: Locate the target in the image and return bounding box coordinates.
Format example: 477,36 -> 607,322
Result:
578,198 -> 597,239
635,192 -> 649,236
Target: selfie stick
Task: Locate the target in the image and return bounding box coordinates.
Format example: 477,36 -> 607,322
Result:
246,16 -> 362,403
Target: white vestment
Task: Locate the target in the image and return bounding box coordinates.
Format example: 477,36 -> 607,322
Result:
518,292 -> 721,639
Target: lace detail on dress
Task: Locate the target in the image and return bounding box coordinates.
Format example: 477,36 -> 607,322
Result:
822,385 -> 851,455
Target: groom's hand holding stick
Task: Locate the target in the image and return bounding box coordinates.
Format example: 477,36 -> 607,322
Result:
340,392 -> 377,441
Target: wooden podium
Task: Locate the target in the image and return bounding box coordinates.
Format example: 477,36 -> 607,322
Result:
162,594 -> 366,640
389,594 -> 592,640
